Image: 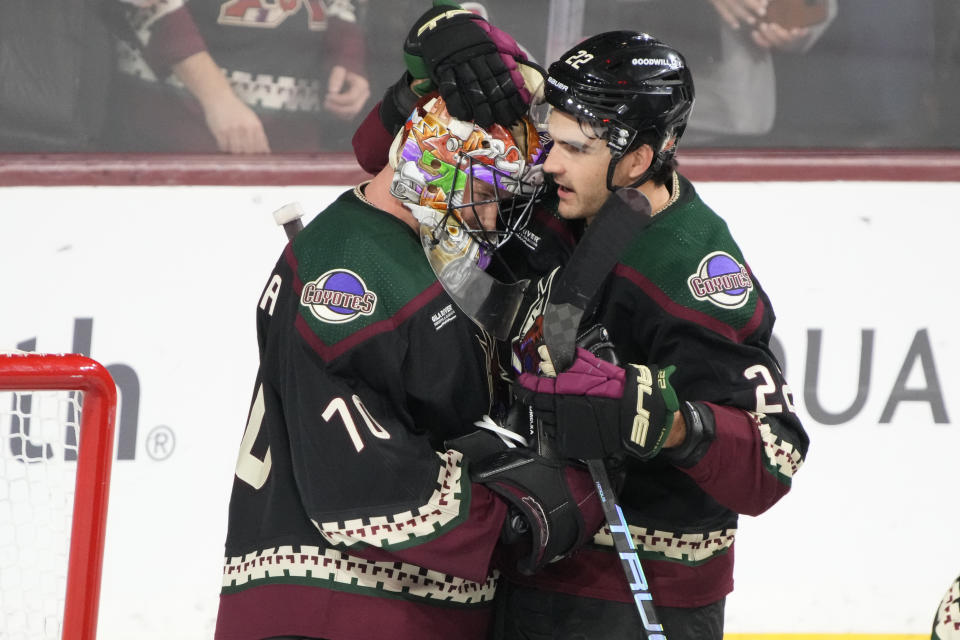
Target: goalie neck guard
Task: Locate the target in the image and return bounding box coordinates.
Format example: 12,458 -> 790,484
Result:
541,31 -> 695,190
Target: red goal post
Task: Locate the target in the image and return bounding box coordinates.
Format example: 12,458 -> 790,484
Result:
0,352 -> 117,640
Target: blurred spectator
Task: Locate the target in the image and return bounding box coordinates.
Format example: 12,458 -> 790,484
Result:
102,0 -> 370,153
353,0 -> 424,117
770,0 -> 936,147
0,0 -> 114,152
585,0 -> 838,145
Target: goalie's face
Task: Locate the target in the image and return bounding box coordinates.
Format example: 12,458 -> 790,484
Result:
452,171 -> 504,236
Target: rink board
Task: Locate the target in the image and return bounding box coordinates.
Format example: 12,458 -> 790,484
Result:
1,180 -> 957,639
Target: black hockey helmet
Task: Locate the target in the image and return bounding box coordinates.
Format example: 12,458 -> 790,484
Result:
541,31 -> 695,190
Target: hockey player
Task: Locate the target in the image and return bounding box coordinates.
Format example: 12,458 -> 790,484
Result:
353,13 -> 811,638
932,573 -> 960,639
213,94 -> 603,640
494,31 -> 811,639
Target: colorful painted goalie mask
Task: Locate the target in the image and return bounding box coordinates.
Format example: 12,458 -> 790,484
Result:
390,94 -> 547,255
389,95 -> 548,339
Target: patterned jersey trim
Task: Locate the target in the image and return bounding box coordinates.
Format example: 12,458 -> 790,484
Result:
116,40 -> 324,112
755,412 -> 805,485
592,524 -> 737,565
933,574 -> 960,639
316,450 -> 468,550
221,543 -> 497,605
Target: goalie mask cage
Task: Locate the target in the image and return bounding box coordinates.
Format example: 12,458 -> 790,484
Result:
0,352 -> 117,640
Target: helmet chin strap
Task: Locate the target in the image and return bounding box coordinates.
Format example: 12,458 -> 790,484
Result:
605,128 -> 678,192
604,153 -> 663,192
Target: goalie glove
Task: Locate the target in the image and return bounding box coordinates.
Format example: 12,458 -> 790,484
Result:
446,430 -> 603,575
514,347 -> 709,463
403,2 -> 530,127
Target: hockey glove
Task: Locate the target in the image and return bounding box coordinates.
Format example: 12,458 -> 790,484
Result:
378,71 -> 422,136
447,430 -> 603,575
515,347 -> 684,461
403,2 -> 530,127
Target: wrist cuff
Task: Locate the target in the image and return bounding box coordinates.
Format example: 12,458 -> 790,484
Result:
659,401 -> 715,467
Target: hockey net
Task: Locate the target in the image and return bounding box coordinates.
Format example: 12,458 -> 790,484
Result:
0,352 -> 117,640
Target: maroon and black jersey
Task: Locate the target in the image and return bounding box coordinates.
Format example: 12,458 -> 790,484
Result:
350,97 -> 808,611
215,189 -> 509,640
508,173 -> 809,608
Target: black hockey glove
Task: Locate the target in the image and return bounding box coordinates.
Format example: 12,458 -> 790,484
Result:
403,2 -> 530,127
514,347 -> 705,462
447,431 -> 603,575
378,71 -> 422,136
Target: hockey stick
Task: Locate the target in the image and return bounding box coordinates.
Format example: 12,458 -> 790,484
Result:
541,188 -> 667,640
273,202 -> 305,241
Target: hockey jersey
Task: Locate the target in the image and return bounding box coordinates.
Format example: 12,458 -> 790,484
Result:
215,189 -> 510,640
347,97 -> 808,611
508,173 -> 810,608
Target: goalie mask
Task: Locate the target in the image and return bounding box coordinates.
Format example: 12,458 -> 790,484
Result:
390,94 -> 547,253
389,95 -> 548,339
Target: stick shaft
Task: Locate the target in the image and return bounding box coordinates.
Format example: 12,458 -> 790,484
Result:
282,218 -> 303,242
586,459 -> 666,640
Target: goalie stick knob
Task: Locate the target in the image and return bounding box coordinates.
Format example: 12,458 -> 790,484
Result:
273,202 -> 305,241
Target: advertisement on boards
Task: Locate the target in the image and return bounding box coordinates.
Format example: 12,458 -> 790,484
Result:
1,181 -> 956,639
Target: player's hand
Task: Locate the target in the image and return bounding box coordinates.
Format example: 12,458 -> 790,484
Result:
706,0 -> 768,30
515,347 -> 684,461
202,93 -> 271,154
751,21 -> 811,50
448,430 -> 603,575
404,3 -> 530,126
324,65 -> 371,119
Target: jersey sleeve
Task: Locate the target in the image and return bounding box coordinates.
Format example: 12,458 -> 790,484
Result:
119,1 -> 206,76
657,319 -> 808,516
281,335 -> 507,586
322,2 -> 366,76
607,186 -> 810,517
351,100 -> 394,175
611,270 -> 809,517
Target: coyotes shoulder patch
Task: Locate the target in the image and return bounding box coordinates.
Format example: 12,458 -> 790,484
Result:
687,251 -> 753,309
301,269 -> 377,323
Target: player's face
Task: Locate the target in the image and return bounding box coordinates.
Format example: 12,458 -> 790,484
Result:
542,110 -> 612,222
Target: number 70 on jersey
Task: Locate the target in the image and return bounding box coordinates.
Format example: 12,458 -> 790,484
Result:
235,384 -> 391,490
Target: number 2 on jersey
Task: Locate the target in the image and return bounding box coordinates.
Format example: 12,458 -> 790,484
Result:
744,364 -> 796,414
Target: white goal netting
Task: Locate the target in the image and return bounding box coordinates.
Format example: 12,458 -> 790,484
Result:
0,388 -> 82,639
0,351 -> 116,640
